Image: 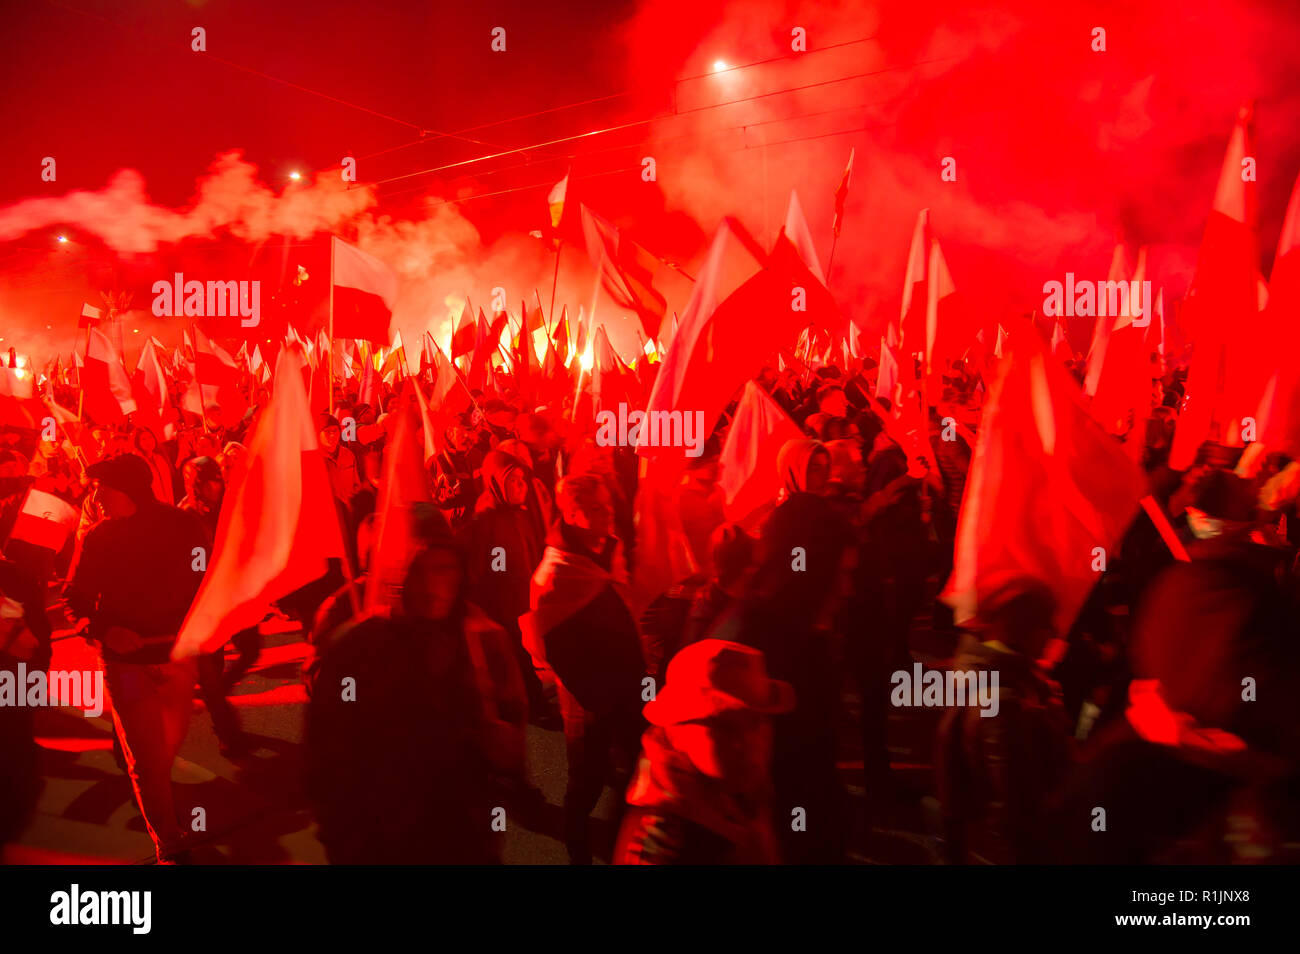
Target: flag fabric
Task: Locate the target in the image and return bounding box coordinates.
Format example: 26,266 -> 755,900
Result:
428,340 -> 473,418
7,487 -> 78,553
79,302 -> 102,328
832,148 -> 854,238
899,209 -> 962,383
365,381 -> 435,611
940,324 -> 1147,637
173,347 -> 348,659
81,328 -> 137,425
548,172 -> 568,231
1084,244 -> 1133,397
783,191 -> 826,285
332,236 -> 398,345
1050,318 -> 1071,361
451,305 -> 477,359
130,338 -> 174,439
1252,169 -> 1300,455
875,335 -> 900,401
1090,247 -> 1154,454
579,203 -> 668,341
192,326 -> 248,428
0,365 -> 39,429
1171,105 -> 1266,468
718,381 -> 804,529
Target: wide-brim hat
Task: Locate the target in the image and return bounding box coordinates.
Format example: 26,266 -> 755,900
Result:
644,639 -> 795,726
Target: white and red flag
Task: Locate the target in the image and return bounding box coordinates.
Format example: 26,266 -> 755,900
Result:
941,323 -> 1147,636
81,327 -> 137,425
7,487 -> 78,553
718,381 -> 804,530
1171,105 -> 1267,467
173,347 -> 348,659
332,236 -> 398,346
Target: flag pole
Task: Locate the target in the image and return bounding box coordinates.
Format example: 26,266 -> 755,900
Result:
328,237 -> 336,416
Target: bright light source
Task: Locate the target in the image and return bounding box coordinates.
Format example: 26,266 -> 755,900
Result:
579,348 -> 594,372
13,368 -> 27,380
289,170 -> 302,180
56,235 -> 68,243
712,59 -> 727,72
133,328 -> 140,334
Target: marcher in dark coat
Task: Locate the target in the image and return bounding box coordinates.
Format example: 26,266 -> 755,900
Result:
714,491 -> 852,863
1055,471 -> 1300,863
520,473 -> 645,864
307,534 -> 527,864
935,578 -> 1071,864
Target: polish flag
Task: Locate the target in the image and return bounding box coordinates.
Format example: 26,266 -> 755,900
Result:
173,346 -> 348,659
941,322 -> 1147,636
1252,169 -> 1300,455
365,381 -> 437,611
79,302 -> 102,328
332,237 -> 397,345
718,381 -> 804,530
81,328 -> 137,425
899,210 -> 961,382
1084,244 -> 1133,397
7,487 -> 78,553
0,365 -> 39,428
130,338 -> 174,439
1091,247 -> 1154,455
1171,105 -> 1266,468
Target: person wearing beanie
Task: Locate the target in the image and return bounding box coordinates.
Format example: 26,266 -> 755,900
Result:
65,453 -> 208,863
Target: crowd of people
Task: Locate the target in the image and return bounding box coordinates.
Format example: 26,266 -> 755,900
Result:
2,333 -> 1299,865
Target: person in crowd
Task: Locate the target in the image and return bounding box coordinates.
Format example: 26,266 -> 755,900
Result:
132,427 -> 175,505
306,529 -> 527,864
614,639 -> 792,864
520,473 -> 645,864
65,454 -> 208,863
935,577 -> 1071,864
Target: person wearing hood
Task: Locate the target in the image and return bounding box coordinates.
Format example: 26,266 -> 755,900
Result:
614,639 -> 792,864
520,473 -> 646,864
774,438 -> 832,504
464,449 -> 549,723
307,529 -> 527,864
65,453 -> 208,863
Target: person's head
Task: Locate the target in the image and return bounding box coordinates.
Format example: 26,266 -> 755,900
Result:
710,523 -> 754,593
133,427 -> 158,456
218,442 -> 247,482
317,412 -> 341,453
776,438 -> 831,496
1186,468 -> 1257,538
86,454 -> 154,519
484,398 -> 517,431
203,403 -> 223,431
183,456 -> 225,509
556,473 -> 614,545
482,449 -> 530,508
401,536 -> 465,623
818,384 -> 848,419
645,640 -> 793,789
970,576 -> 1058,661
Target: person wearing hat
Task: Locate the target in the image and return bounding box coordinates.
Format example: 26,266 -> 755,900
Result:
614,639 -> 792,865
66,453 -> 209,863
